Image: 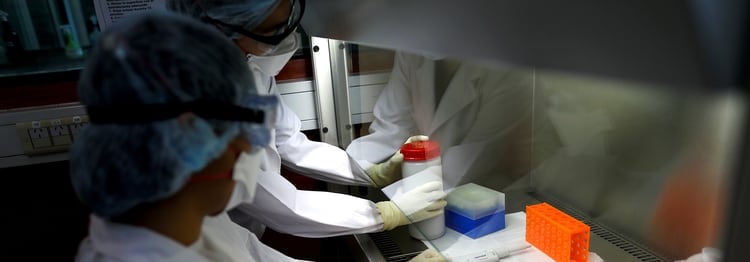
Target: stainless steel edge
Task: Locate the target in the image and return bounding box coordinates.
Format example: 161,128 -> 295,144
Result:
309,36 -> 340,145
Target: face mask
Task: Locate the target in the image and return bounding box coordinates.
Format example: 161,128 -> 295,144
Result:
223,150 -> 264,211
246,32 -> 300,77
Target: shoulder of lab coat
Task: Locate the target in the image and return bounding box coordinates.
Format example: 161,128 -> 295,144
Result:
76,215 -> 209,262
269,82 -> 371,186
457,63 -> 534,143
229,172 -> 384,238
349,54 -> 538,189
78,213 -> 304,262
438,64 -> 537,189
202,213 -> 306,262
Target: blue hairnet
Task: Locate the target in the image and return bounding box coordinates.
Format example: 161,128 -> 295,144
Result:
70,11 -> 276,218
167,0 -> 281,38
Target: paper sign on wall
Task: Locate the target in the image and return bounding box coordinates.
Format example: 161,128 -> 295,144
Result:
93,0 -> 167,31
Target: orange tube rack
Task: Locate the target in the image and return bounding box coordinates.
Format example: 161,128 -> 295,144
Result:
526,202 -> 590,262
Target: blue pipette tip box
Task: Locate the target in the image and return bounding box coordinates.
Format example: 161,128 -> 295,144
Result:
445,183 -> 506,239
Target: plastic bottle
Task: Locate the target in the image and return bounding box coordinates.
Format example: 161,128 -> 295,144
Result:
401,140 -> 445,240
1,10 -> 24,64
60,24 -> 83,59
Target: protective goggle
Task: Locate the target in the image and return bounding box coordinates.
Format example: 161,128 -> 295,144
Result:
203,0 -> 305,46
86,95 -> 278,149
243,29 -> 299,56
87,101 -> 263,124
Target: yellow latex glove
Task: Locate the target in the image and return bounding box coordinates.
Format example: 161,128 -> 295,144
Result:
409,249 -> 446,262
367,135 -> 430,187
375,179 -> 447,230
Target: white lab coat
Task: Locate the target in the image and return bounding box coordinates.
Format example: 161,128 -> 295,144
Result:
75,213 -> 303,262
229,72 -> 386,238
347,52 -> 544,190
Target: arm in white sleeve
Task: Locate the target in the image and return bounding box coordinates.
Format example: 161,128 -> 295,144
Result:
347,52 -> 422,169
270,87 -> 371,186
229,169 -> 385,238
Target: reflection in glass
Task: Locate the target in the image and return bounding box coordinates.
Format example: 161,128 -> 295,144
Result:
345,48 -> 545,258
346,44 -> 394,136
532,71 -> 742,259
347,51 -> 543,191
343,44 -> 742,261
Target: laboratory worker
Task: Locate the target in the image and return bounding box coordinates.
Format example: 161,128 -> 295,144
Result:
347,52 -> 554,191
70,12 -> 301,261
167,0 -> 447,238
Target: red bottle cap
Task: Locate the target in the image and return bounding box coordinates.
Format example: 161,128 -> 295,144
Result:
401,140 -> 441,161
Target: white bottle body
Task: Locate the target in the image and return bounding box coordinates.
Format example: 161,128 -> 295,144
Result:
403,157 -> 444,240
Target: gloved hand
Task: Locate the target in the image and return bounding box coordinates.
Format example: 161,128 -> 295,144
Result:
376,177 -> 447,230
367,135 -> 430,187
409,249 -> 446,262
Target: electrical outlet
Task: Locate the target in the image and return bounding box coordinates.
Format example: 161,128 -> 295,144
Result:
27,127 -> 52,148
67,115 -> 89,142
28,128 -> 50,139
68,122 -> 87,138
50,122 -> 72,146
16,115 -> 89,155
49,125 -> 70,136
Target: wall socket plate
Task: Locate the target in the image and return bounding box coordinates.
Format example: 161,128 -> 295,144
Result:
15,115 -> 89,155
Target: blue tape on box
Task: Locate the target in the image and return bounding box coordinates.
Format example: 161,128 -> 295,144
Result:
445,207 -> 506,239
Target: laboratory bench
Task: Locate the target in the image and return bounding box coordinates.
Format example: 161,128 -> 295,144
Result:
345,187 -> 669,262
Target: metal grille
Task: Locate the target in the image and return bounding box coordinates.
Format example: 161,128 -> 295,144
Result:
533,192 -> 670,262
368,231 -> 419,262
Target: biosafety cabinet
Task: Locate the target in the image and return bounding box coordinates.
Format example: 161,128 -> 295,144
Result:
300,0 -> 750,261
0,0 -> 748,261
